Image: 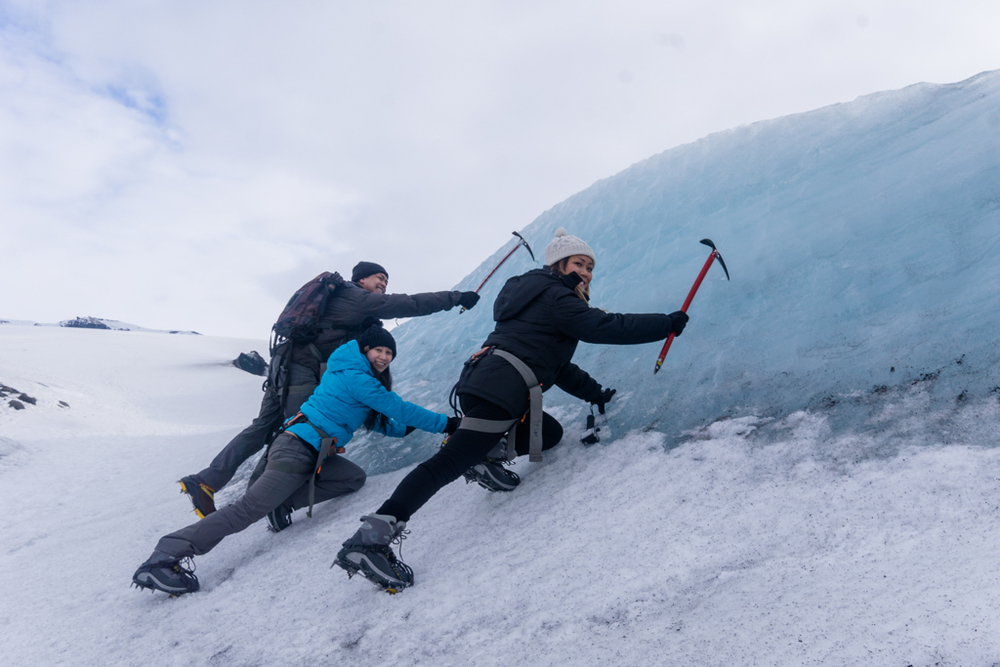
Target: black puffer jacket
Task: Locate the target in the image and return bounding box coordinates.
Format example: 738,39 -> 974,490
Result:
458,268 -> 675,416
287,281 -> 463,386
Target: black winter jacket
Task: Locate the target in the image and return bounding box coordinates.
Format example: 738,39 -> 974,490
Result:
457,268 -> 674,417
287,280 -> 463,387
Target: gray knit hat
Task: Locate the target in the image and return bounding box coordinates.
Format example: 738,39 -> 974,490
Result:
544,228 -> 595,267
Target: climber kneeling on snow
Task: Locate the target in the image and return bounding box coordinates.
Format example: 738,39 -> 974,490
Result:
133,322 -> 459,596
334,229 -> 690,592
177,262 -> 479,521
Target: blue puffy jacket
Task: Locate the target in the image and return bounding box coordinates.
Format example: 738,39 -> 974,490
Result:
286,340 -> 447,450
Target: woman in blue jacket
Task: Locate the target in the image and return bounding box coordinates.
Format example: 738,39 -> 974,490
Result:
132,323 -> 458,596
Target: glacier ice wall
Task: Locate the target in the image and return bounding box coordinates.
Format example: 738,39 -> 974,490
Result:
352,70 -> 1000,474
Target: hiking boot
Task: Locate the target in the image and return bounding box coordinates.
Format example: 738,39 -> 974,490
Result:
132,550 -> 200,596
463,459 -> 520,492
266,503 -> 293,533
334,514 -> 413,592
179,475 -> 216,518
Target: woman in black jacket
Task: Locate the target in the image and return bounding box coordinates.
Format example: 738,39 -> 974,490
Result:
334,229 -> 689,592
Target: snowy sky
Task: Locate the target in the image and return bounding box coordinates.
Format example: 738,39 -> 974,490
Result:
2,0 -> 999,338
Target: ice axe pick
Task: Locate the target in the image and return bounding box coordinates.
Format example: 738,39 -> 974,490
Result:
461,231 -> 536,313
654,238 -> 730,374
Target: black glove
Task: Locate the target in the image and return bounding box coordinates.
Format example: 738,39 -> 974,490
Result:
444,416 -> 461,435
458,291 -> 481,310
668,311 -> 689,337
591,387 -> 616,415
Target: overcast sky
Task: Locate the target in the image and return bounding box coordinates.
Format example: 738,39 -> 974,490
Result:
2,1 -> 998,339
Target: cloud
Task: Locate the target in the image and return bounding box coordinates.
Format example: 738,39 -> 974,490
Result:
3,1 -> 1000,337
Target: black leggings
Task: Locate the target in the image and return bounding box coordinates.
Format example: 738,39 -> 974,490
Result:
377,394 -> 563,522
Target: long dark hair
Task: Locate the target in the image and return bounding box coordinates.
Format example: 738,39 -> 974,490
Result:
363,361 -> 393,432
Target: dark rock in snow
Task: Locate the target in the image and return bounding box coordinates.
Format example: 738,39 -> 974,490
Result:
8,400 -> 25,410
17,393 -> 36,405
62,317 -> 111,330
59,401 -> 70,408
234,351 -> 268,376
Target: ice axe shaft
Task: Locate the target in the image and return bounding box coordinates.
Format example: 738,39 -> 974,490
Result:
461,231 -> 535,313
654,239 -> 729,374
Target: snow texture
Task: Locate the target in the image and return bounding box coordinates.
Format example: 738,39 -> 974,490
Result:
2,71 -> 1000,667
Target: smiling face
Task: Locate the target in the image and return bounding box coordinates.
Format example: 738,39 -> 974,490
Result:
561,254 -> 595,288
357,272 -> 388,294
364,345 -> 394,373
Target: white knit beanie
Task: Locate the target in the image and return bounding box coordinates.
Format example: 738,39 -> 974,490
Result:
544,228 -> 596,267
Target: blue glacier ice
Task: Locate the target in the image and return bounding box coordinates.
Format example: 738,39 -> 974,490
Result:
350,70 -> 1000,475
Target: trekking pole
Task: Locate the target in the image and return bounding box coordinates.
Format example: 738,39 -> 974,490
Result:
461,231 -> 536,313
654,239 -> 730,374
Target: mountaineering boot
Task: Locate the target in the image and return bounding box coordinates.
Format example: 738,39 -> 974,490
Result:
266,502 -> 293,533
179,475 -> 216,518
463,458 -> 520,492
335,514 -> 414,592
132,550 -> 200,596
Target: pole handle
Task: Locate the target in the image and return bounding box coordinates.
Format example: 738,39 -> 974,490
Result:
654,248 -> 719,373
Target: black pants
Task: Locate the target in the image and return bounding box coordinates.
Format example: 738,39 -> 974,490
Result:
378,394 -> 563,522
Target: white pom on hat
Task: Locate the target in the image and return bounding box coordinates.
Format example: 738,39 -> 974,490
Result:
544,228 -> 595,266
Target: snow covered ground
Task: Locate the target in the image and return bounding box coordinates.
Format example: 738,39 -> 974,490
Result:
2,323 -> 1000,666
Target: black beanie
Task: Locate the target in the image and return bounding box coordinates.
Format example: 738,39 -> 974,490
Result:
352,261 -> 388,283
358,324 -> 397,358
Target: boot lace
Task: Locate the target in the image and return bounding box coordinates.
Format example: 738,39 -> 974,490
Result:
486,456 -> 517,468
390,526 -> 410,560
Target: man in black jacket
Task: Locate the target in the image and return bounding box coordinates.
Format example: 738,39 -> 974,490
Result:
179,261 -> 480,518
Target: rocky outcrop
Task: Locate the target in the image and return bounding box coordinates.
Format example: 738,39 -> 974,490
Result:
1,383 -> 36,410
61,317 -> 112,330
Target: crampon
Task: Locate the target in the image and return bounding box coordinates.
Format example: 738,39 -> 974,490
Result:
132,555 -> 200,597
334,542 -> 413,594
462,458 -> 520,492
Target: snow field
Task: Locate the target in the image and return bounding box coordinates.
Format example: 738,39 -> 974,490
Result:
3,326 -> 1000,665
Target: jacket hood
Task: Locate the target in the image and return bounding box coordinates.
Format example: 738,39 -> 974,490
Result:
493,269 -> 583,322
326,339 -> 375,377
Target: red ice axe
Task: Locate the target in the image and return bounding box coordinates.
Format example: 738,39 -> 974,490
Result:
654,238 -> 730,374
461,231 -> 536,313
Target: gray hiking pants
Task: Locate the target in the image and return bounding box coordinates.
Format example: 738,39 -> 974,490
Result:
196,367 -> 313,492
157,433 -> 365,559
